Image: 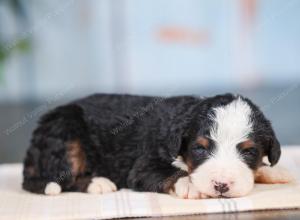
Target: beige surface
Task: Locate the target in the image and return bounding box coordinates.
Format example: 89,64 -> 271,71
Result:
0,147 -> 300,220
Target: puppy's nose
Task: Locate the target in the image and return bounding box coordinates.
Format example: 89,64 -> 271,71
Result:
213,181 -> 229,193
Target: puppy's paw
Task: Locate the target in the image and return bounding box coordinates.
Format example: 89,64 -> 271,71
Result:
172,176 -> 207,199
255,166 -> 294,184
44,182 -> 62,196
87,177 -> 117,194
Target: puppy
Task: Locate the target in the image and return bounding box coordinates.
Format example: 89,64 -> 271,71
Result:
22,93 -> 291,198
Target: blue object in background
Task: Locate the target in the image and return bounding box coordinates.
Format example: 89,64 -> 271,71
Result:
0,0 -> 299,163
0,0 -> 300,100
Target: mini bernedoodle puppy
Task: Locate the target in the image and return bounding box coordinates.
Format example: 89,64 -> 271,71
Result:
23,93 -> 292,198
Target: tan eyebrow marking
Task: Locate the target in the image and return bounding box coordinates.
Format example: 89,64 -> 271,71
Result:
238,140 -> 255,150
196,136 -> 209,149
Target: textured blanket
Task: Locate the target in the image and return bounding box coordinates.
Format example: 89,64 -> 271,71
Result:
0,146 -> 300,220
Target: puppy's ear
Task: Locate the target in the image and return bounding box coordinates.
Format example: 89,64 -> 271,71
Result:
162,105 -> 197,161
266,135 -> 281,166
167,132 -> 185,159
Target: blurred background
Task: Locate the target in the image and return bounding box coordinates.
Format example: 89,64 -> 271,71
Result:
0,0 -> 299,163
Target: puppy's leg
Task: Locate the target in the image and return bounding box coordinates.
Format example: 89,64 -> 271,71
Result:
87,177 -> 117,194
23,105 -> 92,195
45,182 -> 62,195
128,157 -> 205,199
171,157 -> 209,199
171,176 -> 209,199
170,176 -> 209,199
255,165 -> 294,184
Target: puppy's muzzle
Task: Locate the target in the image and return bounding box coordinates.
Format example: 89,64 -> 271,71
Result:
213,181 -> 230,193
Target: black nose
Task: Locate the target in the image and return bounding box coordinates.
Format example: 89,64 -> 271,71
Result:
214,182 -> 229,193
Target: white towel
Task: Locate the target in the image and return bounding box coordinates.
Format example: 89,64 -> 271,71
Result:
0,146 -> 300,220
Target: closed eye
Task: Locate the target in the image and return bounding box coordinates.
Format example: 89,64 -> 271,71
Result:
240,147 -> 259,161
192,144 -> 209,157
237,140 -> 260,169
237,140 -> 257,156
195,136 -> 210,150
193,144 -> 206,150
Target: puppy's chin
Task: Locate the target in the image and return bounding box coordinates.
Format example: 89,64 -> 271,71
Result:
190,159 -> 255,198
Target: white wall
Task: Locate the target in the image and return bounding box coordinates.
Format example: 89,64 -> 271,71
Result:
0,0 -> 299,102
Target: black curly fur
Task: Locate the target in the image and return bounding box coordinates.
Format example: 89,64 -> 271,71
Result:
22,93 -> 281,194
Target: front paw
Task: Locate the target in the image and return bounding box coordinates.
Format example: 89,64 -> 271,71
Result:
87,177 -> 117,194
172,176 -> 208,199
255,166 -> 294,184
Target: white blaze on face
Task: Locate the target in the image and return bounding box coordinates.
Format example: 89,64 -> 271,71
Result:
191,98 -> 255,198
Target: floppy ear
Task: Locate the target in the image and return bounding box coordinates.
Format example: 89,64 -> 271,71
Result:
163,122 -> 194,162
266,135 -> 281,166
161,103 -> 199,161
167,132 -> 183,158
